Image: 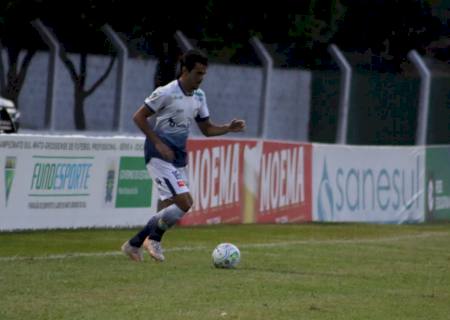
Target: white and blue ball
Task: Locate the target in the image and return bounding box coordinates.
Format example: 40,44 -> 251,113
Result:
212,243 -> 241,268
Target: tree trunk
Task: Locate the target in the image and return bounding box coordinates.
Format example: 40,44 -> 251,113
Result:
59,50 -> 116,131
1,47 -> 35,109
74,93 -> 86,130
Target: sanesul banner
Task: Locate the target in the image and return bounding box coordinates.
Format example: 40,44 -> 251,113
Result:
313,144 -> 425,223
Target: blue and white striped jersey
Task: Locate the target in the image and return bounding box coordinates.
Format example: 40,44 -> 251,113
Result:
143,79 -> 210,167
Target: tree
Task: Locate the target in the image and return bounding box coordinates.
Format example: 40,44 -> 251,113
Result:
59,48 -> 116,130
0,43 -> 36,107
0,0 -> 41,108
332,0 -> 442,70
40,0 -> 117,130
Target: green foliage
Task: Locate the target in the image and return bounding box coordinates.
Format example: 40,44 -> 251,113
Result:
0,0 -> 445,68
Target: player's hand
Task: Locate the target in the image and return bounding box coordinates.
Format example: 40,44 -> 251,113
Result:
155,142 -> 175,162
228,119 -> 246,132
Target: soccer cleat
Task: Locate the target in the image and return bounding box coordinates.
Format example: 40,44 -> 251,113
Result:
121,241 -> 143,262
143,238 -> 165,262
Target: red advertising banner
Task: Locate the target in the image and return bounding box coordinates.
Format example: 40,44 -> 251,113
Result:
253,141 -> 312,223
179,139 -> 254,225
179,139 -> 312,226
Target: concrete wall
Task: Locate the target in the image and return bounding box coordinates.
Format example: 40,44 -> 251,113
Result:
11,50 -> 312,140
15,51 -> 48,129
267,68 -> 311,141
199,63 -> 264,138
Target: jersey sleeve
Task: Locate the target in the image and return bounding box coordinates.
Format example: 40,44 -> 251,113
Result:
144,87 -> 169,113
195,91 -> 210,122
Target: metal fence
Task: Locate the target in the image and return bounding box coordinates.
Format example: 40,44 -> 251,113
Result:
2,26 -> 449,145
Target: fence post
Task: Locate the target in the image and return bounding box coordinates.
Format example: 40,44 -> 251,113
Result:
407,50 -> 431,145
174,30 -> 194,52
102,24 -> 128,132
328,44 -> 352,144
31,19 -> 59,131
250,37 -> 273,139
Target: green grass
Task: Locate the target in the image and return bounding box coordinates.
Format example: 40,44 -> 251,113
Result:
0,223 -> 449,320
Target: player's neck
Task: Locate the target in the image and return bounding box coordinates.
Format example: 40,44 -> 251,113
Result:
178,77 -> 194,95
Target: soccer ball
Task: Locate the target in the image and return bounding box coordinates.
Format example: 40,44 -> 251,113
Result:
212,243 -> 241,268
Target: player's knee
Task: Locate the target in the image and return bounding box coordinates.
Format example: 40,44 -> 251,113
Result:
157,199 -> 173,211
178,200 -> 192,212
173,193 -> 193,212
159,204 -> 185,228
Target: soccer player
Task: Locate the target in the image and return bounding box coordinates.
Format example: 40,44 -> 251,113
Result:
121,49 -> 246,262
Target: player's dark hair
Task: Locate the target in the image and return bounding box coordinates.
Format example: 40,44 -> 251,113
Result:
180,49 -> 208,72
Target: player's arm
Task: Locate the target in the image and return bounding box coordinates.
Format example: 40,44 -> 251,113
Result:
133,104 -> 174,161
196,118 -> 246,137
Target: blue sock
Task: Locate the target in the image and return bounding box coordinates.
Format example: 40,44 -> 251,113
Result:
129,204 -> 186,246
129,216 -> 158,247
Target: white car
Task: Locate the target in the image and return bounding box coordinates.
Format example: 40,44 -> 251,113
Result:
0,96 -> 20,133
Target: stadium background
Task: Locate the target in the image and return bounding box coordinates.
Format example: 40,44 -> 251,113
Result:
0,0 -> 448,144
0,0 -> 449,229
1,2 -> 450,320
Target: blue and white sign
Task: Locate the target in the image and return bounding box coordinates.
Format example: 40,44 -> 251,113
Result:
313,144 -> 425,223
0,134 -> 158,230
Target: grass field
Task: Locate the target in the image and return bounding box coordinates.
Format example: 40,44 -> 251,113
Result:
0,223 -> 449,320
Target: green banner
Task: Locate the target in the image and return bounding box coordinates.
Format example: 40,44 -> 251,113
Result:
425,147 -> 450,221
115,157 -> 152,208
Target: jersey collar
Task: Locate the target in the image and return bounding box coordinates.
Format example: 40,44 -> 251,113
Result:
177,79 -> 194,97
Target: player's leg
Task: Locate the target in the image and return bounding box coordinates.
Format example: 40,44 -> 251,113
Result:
131,194 -> 192,261
147,160 -> 191,241
158,198 -> 173,211
148,192 -> 192,239
142,192 -> 192,261
139,198 -> 173,256
122,158 -> 190,262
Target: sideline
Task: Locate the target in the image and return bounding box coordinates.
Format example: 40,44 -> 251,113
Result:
0,232 -> 447,262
